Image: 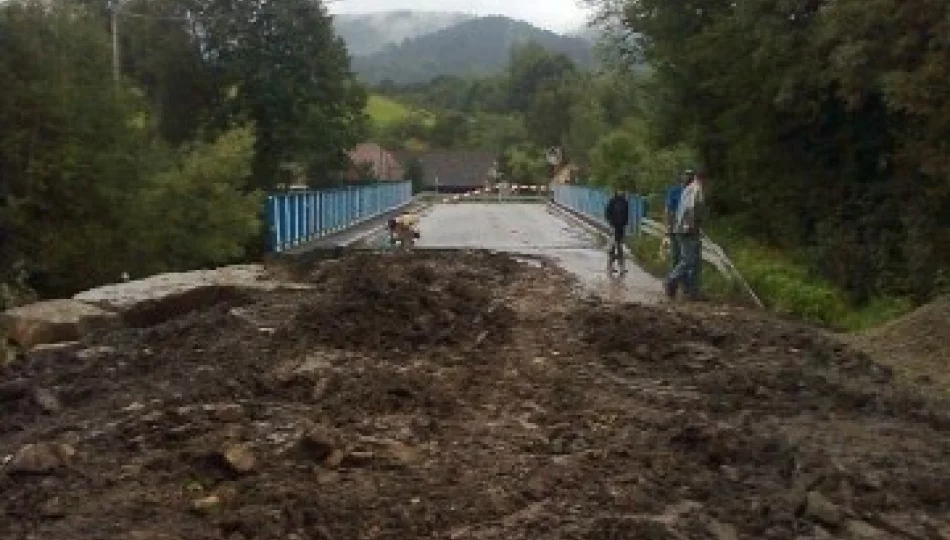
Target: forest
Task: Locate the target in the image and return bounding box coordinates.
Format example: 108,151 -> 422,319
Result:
0,0 -> 367,302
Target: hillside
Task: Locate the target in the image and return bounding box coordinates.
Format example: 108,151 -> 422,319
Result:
352,16 -> 594,85
365,94 -> 433,127
333,11 -> 475,57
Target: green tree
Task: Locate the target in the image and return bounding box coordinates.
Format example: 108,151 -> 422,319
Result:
525,79 -> 576,148
404,157 -> 426,194
429,111 -> 470,149
503,145 -> 548,185
0,0 -> 155,294
127,126 -> 262,275
190,0 -> 368,190
506,42 -> 577,112
586,0 -> 950,302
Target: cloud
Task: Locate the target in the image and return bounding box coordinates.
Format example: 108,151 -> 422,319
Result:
328,0 -> 592,31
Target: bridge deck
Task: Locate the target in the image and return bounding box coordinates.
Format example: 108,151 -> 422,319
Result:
415,203 -> 663,304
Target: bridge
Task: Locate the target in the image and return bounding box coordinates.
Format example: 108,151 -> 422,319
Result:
265,181 -> 664,303
266,181 -> 761,306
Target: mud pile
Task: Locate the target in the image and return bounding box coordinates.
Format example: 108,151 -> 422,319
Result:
290,251 -> 517,353
849,295 -> 950,391
0,251 -> 947,540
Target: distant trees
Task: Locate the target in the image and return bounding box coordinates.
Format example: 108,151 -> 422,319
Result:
404,158 -> 426,194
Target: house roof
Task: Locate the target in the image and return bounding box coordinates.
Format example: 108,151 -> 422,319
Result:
396,150 -> 497,187
348,143 -> 404,180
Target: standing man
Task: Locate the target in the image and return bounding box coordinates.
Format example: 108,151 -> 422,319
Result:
604,189 -> 630,274
665,172 -> 706,300
664,169 -> 692,270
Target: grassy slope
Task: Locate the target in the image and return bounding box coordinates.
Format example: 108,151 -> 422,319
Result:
630,216 -> 913,331
366,94 -> 434,128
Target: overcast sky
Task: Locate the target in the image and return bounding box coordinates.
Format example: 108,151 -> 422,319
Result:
328,0 -> 593,32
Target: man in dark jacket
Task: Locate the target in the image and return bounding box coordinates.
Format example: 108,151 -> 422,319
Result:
604,189 -> 630,274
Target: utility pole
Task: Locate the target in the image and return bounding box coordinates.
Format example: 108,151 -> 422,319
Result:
110,1 -> 121,87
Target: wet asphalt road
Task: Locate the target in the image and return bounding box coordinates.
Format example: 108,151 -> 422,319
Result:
415,203 -> 663,304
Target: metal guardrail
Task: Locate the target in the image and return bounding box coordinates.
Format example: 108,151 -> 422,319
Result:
551,183 -> 763,307
550,184 -> 647,236
639,217 -> 763,307
266,182 -> 412,252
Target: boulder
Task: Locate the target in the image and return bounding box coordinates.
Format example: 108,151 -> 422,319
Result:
297,427 -> 340,462
191,495 -> 221,514
843,520 -> 888,539
1,300 -> 119,349
805,491 -> 843,527
7,442 -> 76,474
73,265 -> 313,327
708,520 -> 739,540
32,388 -> 62,413
221,444 -> 256,474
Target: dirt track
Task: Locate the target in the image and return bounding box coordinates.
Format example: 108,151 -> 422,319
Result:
1,251 -> 949,540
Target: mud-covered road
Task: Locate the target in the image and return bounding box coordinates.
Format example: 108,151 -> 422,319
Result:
416,203 -> 663,304
1,251 -> 948,540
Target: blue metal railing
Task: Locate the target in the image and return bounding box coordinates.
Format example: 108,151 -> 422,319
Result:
266,181 -> 412,252
551,184 -> 647,236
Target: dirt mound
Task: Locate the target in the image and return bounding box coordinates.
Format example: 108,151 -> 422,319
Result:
0,251 -> 948,540
289,251 -> 517,353
849,296 -> 950,391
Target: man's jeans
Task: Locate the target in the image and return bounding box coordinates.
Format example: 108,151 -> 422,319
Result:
668,233 -> 701,298
668,234 -> 681,270
609,225 -> 625,267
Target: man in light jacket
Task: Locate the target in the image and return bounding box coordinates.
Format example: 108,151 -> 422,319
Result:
664,172 -> 706,300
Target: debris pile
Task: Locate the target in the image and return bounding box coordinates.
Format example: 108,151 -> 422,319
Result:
0,252 -> 946,540
291,251 -> 518,353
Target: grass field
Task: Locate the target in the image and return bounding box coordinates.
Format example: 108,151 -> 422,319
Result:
366,95 -> 434,128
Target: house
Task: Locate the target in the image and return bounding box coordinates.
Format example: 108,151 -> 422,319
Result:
551,164 -> 579,185
346,143 -> 404,182
395,150 -> 497,193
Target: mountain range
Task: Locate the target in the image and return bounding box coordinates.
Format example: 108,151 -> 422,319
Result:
333,11 -> 596,85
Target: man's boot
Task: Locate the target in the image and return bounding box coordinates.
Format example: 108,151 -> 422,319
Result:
664,278 -> 678,299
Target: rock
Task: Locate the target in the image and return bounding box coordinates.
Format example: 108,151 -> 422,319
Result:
221,444 -> 256,474
708,520 -> 739,540
73,265 -> 313,327
123,402 -> 146,413
75,345 -> 117,360
322,449 -> 346,469
356,436 -> 420,465
339,451 -> 375,468
40,497 -> 64,517
1,299 -> 119,349
32,388 -> 62,413
843,520 -> 888,539
191,495 -> 221,514
858,472 -> 884,490
28,341 -> 82,355
1,339 -> 18,365
298,427 -> 339,462
0,377 -> 30,401
141,411 -> 164,423
805,491 -> 843,526
7,442 -> 76,474
209,403 -> 244,422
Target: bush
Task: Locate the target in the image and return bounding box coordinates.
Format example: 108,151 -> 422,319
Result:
125,126 -> 262,276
